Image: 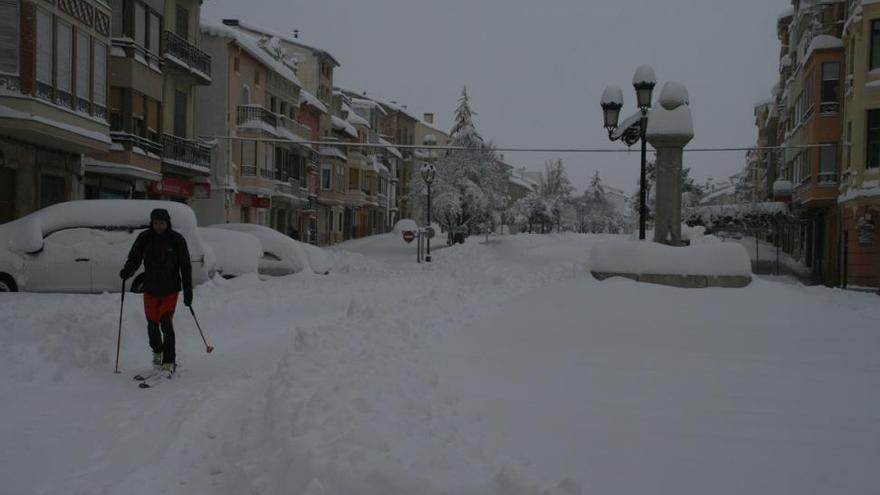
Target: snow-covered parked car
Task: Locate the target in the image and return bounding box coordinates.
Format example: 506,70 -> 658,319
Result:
0,200 -> 212,293
199,227 -> 262,279
209,223 -> 333,276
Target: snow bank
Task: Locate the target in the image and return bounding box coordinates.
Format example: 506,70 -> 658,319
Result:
590,240 -> 752,277
199,227 -> 261,277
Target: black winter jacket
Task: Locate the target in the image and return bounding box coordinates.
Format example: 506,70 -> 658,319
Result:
122,226 -> 193,297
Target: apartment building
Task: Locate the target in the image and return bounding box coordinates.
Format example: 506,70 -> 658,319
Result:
0,0 -> 112,222
839,0 -> 880,287
774,1 -> 846,285
192,20 -> 312,229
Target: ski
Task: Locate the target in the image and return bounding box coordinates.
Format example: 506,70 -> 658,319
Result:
137,365 -> 179,389
133,369 -> 162,382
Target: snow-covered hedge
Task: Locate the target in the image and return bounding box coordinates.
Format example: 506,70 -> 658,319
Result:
590,240 -> 752,277
393,219 -> 419,234
686,202 -> 788,230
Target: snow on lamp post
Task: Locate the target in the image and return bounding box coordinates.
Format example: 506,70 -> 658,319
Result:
421,162 -> 436,262
601,65 -> 656,240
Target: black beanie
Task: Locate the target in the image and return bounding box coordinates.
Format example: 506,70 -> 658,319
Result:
150,208 -> 171,222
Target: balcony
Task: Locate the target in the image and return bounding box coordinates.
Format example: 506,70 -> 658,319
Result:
819,101 -> 840,115
278,115 -> 312,139
241,165 -> 257,176
237,105 -> 277,129
161,133 -> 211,175
111,132 -> 162,157
161,31 -> 212,85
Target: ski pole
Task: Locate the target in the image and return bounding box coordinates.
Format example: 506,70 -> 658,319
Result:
114,279 -> 125,374
188,306 -> 214,353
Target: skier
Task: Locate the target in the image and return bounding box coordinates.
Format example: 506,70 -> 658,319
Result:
120,208 -> 193,376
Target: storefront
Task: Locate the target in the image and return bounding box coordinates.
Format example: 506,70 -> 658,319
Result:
235,193 -> 270,224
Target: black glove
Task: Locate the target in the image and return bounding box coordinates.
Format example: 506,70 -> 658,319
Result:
120,269 -> 131,280
183,289 -> 193,307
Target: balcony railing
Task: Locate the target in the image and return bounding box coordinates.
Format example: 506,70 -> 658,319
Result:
820,102 -> 840,114
240,165 -> 257,176
161,133 -> 211,171
260,168 -> 274,179
237,105 -> 277,128
111,132 -> 163,157
818,172 -> 837,184
161,30 -> 212,83
278,115 -> 312,139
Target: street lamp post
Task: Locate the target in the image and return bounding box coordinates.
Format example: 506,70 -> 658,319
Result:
601,65 -> 656,240
421,162 -> 436,262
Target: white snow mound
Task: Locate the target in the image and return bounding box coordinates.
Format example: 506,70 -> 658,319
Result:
590,240 -> 752,277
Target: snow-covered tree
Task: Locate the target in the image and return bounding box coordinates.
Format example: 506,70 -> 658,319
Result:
409,87 -> 508,242
578,171 -> 624,233
540,159 -> 574,232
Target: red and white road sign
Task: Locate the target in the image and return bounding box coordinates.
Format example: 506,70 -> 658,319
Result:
402,231 -> 416,243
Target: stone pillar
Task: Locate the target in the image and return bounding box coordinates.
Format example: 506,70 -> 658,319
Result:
648,135 -> 690,245
645,81 -> 694,246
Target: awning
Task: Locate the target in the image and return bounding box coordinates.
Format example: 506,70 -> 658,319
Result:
82,157 -> 162,181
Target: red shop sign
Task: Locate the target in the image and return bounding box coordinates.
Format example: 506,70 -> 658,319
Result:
236,193 -> 270,209
150,177 -> 194,198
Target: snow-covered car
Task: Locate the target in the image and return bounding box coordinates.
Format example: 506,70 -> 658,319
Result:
199,227 -> 262,279
0,200 -> 212,293
209,223 -> 333,276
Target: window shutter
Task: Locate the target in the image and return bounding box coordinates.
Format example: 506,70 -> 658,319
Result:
93,41 -> 107,106
134,3 -> 145,47
0,0 -> 19,75
36,9 -> 53,84
76,31 -> 90,99
56,20 -> 72,93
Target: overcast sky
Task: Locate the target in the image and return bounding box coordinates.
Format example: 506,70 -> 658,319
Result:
204,0 -> 789,194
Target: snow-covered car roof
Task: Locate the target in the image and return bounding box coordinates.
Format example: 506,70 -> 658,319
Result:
199,227 -> 262,278
0,200 -> 201,254
209,223 -> 333,274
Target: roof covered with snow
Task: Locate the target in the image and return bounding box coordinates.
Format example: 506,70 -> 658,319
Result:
299,90 -> 328,114
219,19 -> 340,67
378,137 -> 403,160
202,20 -> 302,88
331,115 -> 358,139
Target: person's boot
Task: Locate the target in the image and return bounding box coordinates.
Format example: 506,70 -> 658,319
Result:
152,352 -> 163,369
162,362 -> 176,377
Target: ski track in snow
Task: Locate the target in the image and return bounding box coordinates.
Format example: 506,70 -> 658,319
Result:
0,233 -> 878,495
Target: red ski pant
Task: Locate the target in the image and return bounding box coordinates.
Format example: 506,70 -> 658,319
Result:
144,293 -> 178,364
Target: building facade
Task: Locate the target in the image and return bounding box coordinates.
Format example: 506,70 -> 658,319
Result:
839,0 -> 880,288
774,1 -> 846,286
0,0 -> 112,222
192,20 -> 312,230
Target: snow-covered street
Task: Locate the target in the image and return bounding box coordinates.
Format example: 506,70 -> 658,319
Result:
2,234 -> 879,495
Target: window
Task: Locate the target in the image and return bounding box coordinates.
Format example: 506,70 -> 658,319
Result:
846,121 -> 852,169
821,63 -> 840,113
868,110 -> 880,169
803,72 -> 814,119
35,9 -> 53,90
270,96 -> 277,113
134,3 -> 146,47
76,31 -> 90,108
321,165 -> 332,190
93,41 -> 107,110
176,5 -> 189,40
872,20 -> 880,70
350,168 -> 361,190
149,12 -> 160,54
255,70 -> 260,86
56,20 -> 73,106
242,85 -> 250,105
40,175 -> 67,208
174,90 -> 187,137
242,139 -> 256,168
233,55 -> 240,73
0,0 -> 19,76
819,144 -> 837,183
335,165 -> 344,192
